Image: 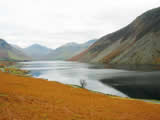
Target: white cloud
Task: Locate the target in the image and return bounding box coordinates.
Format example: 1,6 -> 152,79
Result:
0,0 -> 159,48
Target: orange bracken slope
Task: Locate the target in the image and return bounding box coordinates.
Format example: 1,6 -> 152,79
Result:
0,71 -> 160,120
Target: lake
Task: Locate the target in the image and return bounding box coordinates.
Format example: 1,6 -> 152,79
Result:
19,61 -> 160,100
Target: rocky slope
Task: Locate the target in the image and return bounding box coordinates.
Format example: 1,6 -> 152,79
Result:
0,39 -> 30,61
70,7 -> 160,64
46,39 -> 96,60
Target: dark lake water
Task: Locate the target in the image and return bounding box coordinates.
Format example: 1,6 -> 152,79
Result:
20,61 -> 160,100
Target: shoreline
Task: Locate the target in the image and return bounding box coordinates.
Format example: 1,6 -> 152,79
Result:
1,61 -> 160,103
0,67 -> 160,119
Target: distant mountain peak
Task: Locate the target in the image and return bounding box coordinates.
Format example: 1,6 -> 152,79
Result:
45,39 -> 97,60
63,42 -> 79,47
0,39 -> 11,49
0,38 -> 6,41
23,43 -> 52,60
0,38 -> 8,44
28,43 -> 47,48
0,39 -> 30,60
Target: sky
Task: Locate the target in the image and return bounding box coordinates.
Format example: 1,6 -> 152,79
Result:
0,0 -> 159,49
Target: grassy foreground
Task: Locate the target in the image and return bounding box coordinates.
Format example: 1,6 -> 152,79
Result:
0,71 -> 160,120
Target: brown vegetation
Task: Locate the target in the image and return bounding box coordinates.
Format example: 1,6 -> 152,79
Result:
0,61 -> 15,66
69,48 -> 89,61
0,71 -> 160,120
4,67 -> 29,76
102,40 -> 136,63
154,58 -> 160,64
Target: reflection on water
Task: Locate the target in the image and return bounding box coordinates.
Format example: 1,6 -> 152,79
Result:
19,61 -> 128,97
19,61 -> 160,100
101,71 -> 160,100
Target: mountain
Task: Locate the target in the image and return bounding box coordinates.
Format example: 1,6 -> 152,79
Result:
0,39 -> 30,61
23,44 -> 52,60
46,39 -> 97,60
12,44 -> 24,51
70,7 -> 160,65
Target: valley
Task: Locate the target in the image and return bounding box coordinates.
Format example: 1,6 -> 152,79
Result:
0,5 -> 160,120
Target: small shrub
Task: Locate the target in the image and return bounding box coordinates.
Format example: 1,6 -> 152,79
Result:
80,80 -> 87,88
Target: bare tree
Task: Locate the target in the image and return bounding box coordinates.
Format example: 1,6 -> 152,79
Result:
80,80 -> 87,88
